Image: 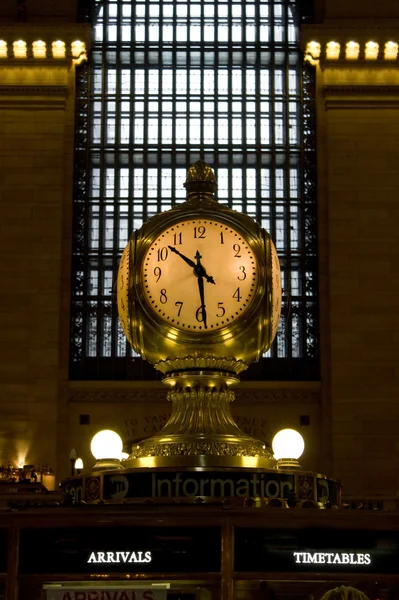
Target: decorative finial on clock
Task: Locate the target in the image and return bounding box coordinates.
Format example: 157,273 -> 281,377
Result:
184,160 -> 217,197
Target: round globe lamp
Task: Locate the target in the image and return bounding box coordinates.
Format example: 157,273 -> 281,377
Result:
90,430 -> 124,471
272,428 -> 305,469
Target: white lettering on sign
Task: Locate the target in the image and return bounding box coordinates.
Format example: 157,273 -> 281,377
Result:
46,589 -> 166,600
293,552 -> 371,565
152,473 -> 294,499
87,551 -> 152,564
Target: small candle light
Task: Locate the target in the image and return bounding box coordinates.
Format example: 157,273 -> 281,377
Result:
74,458 -> 84,474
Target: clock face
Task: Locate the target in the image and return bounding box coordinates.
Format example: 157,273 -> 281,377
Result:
142,219 -> 259,332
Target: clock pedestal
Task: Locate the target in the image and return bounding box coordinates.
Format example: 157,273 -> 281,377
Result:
59,161 -> 341,509
126,367 -> 274,468
119,161 -> 281,470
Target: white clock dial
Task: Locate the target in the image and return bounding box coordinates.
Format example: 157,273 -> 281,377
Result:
142,219 -> 259,332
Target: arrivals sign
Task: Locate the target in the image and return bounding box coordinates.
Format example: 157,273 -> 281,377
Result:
45,589 -> 166,600
87,551 -> 152,564
19,526 -> 221,575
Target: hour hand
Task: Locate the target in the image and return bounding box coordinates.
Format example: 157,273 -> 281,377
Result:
194,250 -> 216,285
168,246 -> 195,269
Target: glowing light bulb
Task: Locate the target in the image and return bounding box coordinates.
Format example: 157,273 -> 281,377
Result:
306,41 -> 321,59
32,40 -> 46,59
91,430 -> 123,460
13,40 -> 27,59
384,41 -> 398,60
345,41 -> 359,60
365,41 -> 379,60
52,40 -> 66,59
326,41 -> 340,60
0,41 -> 7,59
74,458 -> 84,471
272,428 -> 305,469
71,40 -> 86,58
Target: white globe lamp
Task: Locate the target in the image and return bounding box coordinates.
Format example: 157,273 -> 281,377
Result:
272,428 -> 305,469
90,429 -> 124,471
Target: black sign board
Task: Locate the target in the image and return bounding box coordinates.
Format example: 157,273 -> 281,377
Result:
62,469 -> 340,505
234,528 -> 399,574
19,526 -> 221,574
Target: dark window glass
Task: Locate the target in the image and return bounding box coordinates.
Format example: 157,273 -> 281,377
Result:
0,529 -> 6,573
70,0 -> 318,380
234,528 -> 399,574
19,527 -> 221,574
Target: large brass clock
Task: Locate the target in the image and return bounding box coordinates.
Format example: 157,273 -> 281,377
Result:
142,218 -> 258,332
117,161 -> 281,375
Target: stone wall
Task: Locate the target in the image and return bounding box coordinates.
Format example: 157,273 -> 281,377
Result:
0,1 -> 399,495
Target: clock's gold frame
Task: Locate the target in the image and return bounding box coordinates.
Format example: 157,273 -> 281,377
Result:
118,167 -> 279,374
117,161 -> 281,467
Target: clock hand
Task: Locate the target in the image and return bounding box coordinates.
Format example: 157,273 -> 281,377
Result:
196,272 -> 208,329
168,246 -> 196,269
194,250 -> 216,285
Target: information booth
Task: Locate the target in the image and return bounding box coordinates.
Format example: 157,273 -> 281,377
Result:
3,503 -> 399,600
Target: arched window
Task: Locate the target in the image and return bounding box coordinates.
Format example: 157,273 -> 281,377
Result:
71,0 -> 318,380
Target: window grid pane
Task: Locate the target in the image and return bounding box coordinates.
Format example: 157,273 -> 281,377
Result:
70,0 -> 318,381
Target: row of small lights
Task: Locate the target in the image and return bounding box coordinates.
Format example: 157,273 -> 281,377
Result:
305,40 -> 399,63
0,39 -> 86,60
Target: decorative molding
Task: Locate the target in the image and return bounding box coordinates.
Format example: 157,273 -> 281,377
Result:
323,85 -> 399,109
0,84 -> 69,109
0,85 -> 68,96
69,386 -> 321,405
324,85 -> 399,95
0,23 -> 91,42
69,390 -> 167,403
235,389 -> 320,403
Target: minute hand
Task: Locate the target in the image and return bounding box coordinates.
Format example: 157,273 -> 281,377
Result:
168,246 -> 195,268
197,274 -> 208,329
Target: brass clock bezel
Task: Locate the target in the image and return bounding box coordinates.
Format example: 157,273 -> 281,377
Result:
132,207 -> 269,346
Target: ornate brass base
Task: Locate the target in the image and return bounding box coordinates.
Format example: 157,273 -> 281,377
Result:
126,369 -> 275,469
